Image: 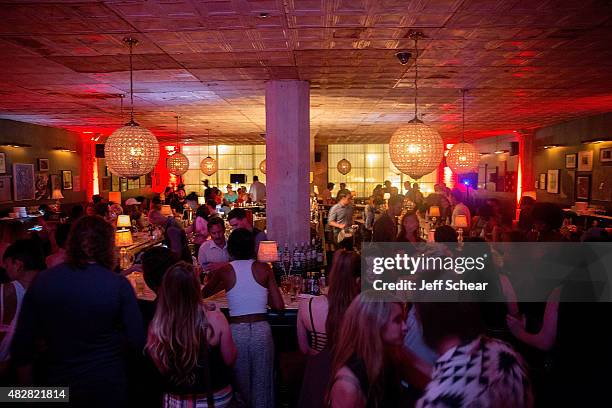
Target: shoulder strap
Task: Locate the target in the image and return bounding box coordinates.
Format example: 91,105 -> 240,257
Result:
198,323 -> 215,408
308,297 -> 317,344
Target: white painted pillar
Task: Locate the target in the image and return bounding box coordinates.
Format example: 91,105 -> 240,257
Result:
265,80 -> 311,246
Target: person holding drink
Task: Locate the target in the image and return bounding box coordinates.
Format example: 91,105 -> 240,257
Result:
197,217 -> 230,281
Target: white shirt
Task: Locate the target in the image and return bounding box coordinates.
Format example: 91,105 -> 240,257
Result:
197,239 -> 229,267
249,181 -> 267,203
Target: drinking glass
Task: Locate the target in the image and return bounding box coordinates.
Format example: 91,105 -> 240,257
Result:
290,275 -> 303,302
280,275 -> 292,295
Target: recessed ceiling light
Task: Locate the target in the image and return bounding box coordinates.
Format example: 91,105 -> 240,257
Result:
258,12 -> 270,19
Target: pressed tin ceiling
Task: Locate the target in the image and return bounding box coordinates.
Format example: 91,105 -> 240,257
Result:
0,0 -> 611,144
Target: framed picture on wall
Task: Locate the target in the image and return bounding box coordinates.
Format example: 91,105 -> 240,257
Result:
13,163 -> 35,201
601,147 -> 612,163
61,170 -> 73,190
535,178 -> 539,190
0,153 -> 6,174
0,176 -> 12,202
576,175 -> 591,201
49,174 -> 61,195
120,178 -> 128,192
577,151 -> 593,171
37,158 -> 49,172
34,173 -> 49,200
565,154 -> 577,169
539,173 -> 546,190
546,169 -> 560,194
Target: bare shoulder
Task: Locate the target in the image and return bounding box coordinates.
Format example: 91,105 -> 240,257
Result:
330,367 -> 364,408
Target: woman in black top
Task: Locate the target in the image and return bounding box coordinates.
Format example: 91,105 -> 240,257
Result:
11,215 -> 145,407
146,262 -> 236,407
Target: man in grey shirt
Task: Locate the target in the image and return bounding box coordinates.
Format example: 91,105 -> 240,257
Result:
326,192 -> 354,244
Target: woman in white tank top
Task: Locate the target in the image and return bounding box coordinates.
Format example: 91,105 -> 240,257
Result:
202,228 -> 284,408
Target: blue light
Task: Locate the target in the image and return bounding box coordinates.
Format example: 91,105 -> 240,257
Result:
463,180 -> 470,186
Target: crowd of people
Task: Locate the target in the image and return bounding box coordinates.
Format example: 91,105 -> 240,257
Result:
0,177 -> 609,407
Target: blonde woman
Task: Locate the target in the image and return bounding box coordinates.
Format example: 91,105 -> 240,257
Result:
147,262 -> 237,408
328,294 -> 430,408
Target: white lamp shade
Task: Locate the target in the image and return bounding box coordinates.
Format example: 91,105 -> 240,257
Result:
198,196 -> 206,205
454,215 -> 468,228
51,189 -> 64,200
257,241 -> 279,262
313,185 -> 320,195
105,122 -> 160,178
160,205 -> 173,216
429,206 -> 441,217
117,214 -> 131,228
115,230 -> 133,247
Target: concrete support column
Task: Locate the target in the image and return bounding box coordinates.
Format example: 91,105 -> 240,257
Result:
519,130 -> 536,196
265,80 -> 311,246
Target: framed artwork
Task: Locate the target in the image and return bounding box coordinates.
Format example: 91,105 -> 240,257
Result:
539,173 -> 546,190
565,154 -> 577,169
546,169 -> 560,194
101,177 -> 110,191
591,167 -> 612,202
0,152 -> 6,174
12,163 -> 35,201
0,176 -> 12,202
50,174 -> 61,193
576,175 -> 591,201
577,150 -> 593,172
120,178 -> 128,192
61,170 -> 73,190
535,178 -> 539,190
601,147 -> 612,163
127,177 -> 139,190
34,173 -> 50,200
139,175 -> 146,187
38,158 -> 49,171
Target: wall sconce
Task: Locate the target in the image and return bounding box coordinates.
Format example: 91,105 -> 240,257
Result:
53,146 -> 77,153
0,142 -> 32,148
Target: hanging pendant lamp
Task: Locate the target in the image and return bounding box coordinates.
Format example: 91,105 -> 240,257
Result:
166,115 -> 189,176
337,144 -> 352,175
446,90 -> 480,174
200,129 -> 217,176
389,32 -> 444,180
105,38 -> 159,178
259,159 -> 267,174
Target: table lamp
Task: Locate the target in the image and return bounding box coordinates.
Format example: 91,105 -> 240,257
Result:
116,214 -> 131,230
454,215 -> 468,243
51,189 -> 64,212
198,196 -> 206,205
160,205 -> 173,217
257,241 -> 279,263
313,185 -> 319,195
108,191 -> 121,204
383,192 -> 391,208
429,206 -> 440,230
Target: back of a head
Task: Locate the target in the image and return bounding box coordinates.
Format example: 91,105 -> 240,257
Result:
92,194 -> 103,205
195,205 -> 210,220
206,199 -> 217,209
66,215 -> 115,270
253,175 -> 259,182
415,302 -> 484,350
186,192 -> 198,201
327,182 -> 335,190
3,239 -> 46,272
336,192 -> 348,202
70,205 -> 84,220
227,228 -> 255,260
450,188 -> 464,203
227,207 -> 246,222
326,250 -> 361,347
147,261 -> 205,386
434,225 -> 458,243
142,246 -> 179,293
55,223 -> 72,249
94,202 -> 109,217
532,202 -> 563,230
477,204 -> 495,220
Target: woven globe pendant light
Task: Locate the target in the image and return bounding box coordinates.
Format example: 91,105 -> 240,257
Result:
259,159 -> 266,174
105,38 -> 159,178
200,129 -> 217,176
166,116 -> 189,176
337,158 -> 351,175
389,31 -> 443,180
447,90 -> 479,174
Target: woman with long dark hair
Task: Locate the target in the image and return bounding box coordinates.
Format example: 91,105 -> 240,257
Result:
147,262 -> 236,407
11,215 -> 144,407
397,211 -> 425,243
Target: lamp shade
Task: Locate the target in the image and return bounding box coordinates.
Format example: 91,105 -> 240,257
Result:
160,205 -> 173,217
200,156 -> 217,176
389,119 -> 444,179
429,206 -> 441,217
337,159 -> 351,175
257,241 -> 279,262
446,142 -> 480,174
198,196 -> 206,205
454,214 -> 468,228
259,159 -> 266,174
166,152 -> 190,176
115,230 -> 133,247
51,189 -> 64,200
313,185 -> 320,195
105,122 -> 160,178
108,191 -> 121,204
117,214 -> 131,228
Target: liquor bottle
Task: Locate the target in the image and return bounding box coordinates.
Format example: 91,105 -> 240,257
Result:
310,238 -> 317,270
306,272 -> 314,295
312,271 -> 320,296
316,238 -> 324,265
